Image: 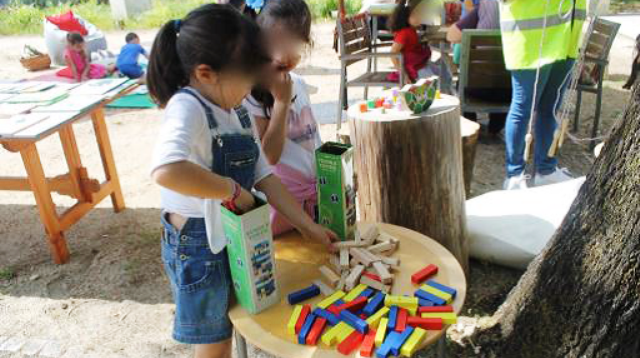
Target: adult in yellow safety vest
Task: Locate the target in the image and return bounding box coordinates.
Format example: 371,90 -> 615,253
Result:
499,0 -> 586,190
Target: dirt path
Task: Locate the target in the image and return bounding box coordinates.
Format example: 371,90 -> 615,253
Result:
0,21 -> 632,358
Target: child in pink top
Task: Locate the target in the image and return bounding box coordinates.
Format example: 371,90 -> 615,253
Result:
57,32 -> 113,82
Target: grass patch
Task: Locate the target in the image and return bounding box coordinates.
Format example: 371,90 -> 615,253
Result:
0,267 -> 16,281
0,0 -> 362,35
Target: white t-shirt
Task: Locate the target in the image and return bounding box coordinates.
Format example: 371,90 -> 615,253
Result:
244,73 -> 322,178
151,87 -> 272,254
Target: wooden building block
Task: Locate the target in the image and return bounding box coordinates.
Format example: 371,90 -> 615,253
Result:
368,241 -> 396,255
418,306 -> 454,313
373,261 -> 393,284
306,317 -> 327,345
335,240 -> 367,249
295,305 -> 311,334
400,327 -> 427,357
313,279 -> 335,296
363,272 -> 381,282
395,308 -> 408,332
380,256 -> 400,269
411,264 -> 438,285
340,309 -> 369,333
298,313 -> 316,344
384,295 -> 419,308
319,265 -> 340,287
350,248 -> 374,267
340,249 -> 350,270
288,284 -> 320,305
406,316 -> 443,330
344,283 -> 367,302
414,289 -> 446,306
387,306 -> 398,331
337,330 -> 364,355
421,312 -> 458,325
363,291 -> 386,316
366,306 -> 390,329
360,275 -> 391,293
335,296 -> 368,314
375,318 -> 389,347
422,285 -> 453,304
345,265 -> 366,291
329,255 -> 342,273
337,271 -> 348,291
425,280 -> 458,298
360,328 -> 377,357
362,225 -> 380,243
336,324 -> 356,342
317,290 -> 346,309
322,321 -> 349,346
390,326 -> 414,356
288,305 -> 303,335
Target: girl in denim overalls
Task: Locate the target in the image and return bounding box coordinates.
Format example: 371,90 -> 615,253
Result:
147,5 -> 337,358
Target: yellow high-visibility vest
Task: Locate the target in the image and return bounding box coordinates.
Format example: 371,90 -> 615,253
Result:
499,0 -> 587,70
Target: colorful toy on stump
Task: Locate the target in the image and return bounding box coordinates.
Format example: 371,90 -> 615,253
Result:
399,76 -> 439,114
411,264 -> 438,285
287,284 -> 320,305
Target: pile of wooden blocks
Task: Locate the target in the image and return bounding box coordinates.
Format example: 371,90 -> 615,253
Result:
317,226 -> 400,295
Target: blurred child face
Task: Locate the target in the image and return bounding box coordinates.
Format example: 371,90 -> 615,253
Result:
195,66 -> 259,109
70,42 -> 85,53
131,37 -> 140,45
265,24 -> 305,73
409,8 -> 423,27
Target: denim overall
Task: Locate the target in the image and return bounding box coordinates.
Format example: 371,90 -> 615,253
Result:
161,88 -> 259,344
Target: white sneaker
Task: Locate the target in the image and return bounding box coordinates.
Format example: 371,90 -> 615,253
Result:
503,173 -> 529,190
534,167 -> 573,187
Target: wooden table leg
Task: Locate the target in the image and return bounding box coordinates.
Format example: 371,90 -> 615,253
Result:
20,143 -> 69,264
91,108 -> 126,213
59,126 -> 86,201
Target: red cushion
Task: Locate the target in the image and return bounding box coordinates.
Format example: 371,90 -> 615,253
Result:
46,11 -> 88,36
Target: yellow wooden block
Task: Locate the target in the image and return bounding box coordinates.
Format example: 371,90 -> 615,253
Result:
421,285 -> 453,304
400,327 -> 427,357
322,321 -> 348,346
384,295 -> 418,307
336,323 -> 356,342
287,305 -> 303,336
374,318 -> 389,347
421,312 -> 458,324
366,306 -> 390,329
343,284 -> 367,302
317,290 -> 346,309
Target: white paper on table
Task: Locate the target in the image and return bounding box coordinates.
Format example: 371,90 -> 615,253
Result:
18,82 -> 56,93
69,78 -> 130,95
0,103 -> 38,118
0,94 -> 15,103
6,88 -> 69,104
11,111 -> 82,139
0,113 -> 50,137
32,94 -> 105,112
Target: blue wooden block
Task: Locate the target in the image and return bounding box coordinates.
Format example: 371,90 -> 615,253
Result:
363,292 -> 386,316
298,313 -> 316,344
313,307 -> 340,326
390,326 -> 414,356
340,309 -> 369,333
359,288 -> 375,299
418,298 -> 434,307
426,280 -> 457,298
387,306 -> 398,330
376,332 -> 400,358
334,299 -> 346,306
414,289 -> 446,306
288,284 -> 321,305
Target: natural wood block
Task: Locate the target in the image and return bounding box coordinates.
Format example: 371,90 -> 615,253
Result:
360,275 -> 390,293
319,265 -> 340,287
373,261 -> 393,284
340,249 -> 350,270
345,265 -> 365,291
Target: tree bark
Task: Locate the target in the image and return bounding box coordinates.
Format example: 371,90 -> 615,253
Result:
460,117 -> 480,197
349,98 -> 469,272
469,85 -> 640,357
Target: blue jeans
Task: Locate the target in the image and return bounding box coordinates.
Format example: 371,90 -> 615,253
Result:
505,59 -> 574,177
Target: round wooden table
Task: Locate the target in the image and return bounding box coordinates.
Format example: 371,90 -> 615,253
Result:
229,222 -> 467,358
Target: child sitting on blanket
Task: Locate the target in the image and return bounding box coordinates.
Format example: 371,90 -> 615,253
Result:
116,32 -> 148,83
57,32 -> 114,82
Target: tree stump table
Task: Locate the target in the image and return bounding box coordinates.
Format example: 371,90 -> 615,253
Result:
348,95 -> 469,272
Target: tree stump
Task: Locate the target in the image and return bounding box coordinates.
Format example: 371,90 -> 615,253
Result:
348,96 -> 469,272
460,117 -> 480,197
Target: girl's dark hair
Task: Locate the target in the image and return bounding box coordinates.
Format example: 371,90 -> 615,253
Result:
66,32 -> 84,44
389,0 -> 422,32
147,3 -> 271,107
249,0 -> 313,119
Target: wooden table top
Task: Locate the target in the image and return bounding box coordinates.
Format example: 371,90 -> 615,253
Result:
228,222 -> 467,358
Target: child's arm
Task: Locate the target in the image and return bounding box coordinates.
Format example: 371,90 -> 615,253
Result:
256,175 -> 337,250
80,52 -> 90,80
254,72 -> 292,165
153,161 -> 255,211
390,42 -> 404,72
65,54 -> 81,82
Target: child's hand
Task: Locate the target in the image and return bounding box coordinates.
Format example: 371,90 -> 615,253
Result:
270,70 -> 293,104
234,188 -> 256,214
301,223 -> 338,253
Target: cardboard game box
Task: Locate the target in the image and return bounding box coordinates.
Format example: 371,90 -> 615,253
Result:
316,142 -> 357,241
221,198 -> 279,315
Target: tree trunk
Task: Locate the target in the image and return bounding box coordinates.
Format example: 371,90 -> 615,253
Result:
470,85 -> 640,357
349,97 -> 469,272
460,117 -> 480,197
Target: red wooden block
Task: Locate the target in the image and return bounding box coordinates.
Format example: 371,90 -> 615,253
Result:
363,272 -> 381,282
295,305 -> 311,334
419,305 -> 454,314
360,314 -> 367,319
306,317 -> 327,345
337,331 -> 364,355
328,304 -> 341,316
407,317 -> 444,330
395,308 -> 408,332
360,329 -> 377,357
334,296 -> 368,314
411,264 -> 438,285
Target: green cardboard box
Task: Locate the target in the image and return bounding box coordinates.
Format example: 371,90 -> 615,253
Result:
316,142 -> 357,241
221,198 -> 279,315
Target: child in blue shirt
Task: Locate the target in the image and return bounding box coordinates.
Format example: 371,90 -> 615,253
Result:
116,32 -> 148,81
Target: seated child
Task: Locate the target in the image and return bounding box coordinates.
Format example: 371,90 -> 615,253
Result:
387,0 -> 431,83
57,32 -> 113,82
116,32 -> 148,81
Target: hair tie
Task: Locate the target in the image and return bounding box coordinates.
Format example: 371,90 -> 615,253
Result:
173,19 -> 182,33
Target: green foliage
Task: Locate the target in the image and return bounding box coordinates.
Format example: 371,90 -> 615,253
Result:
0,0 -> 361,35
0,267 -> 16,281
